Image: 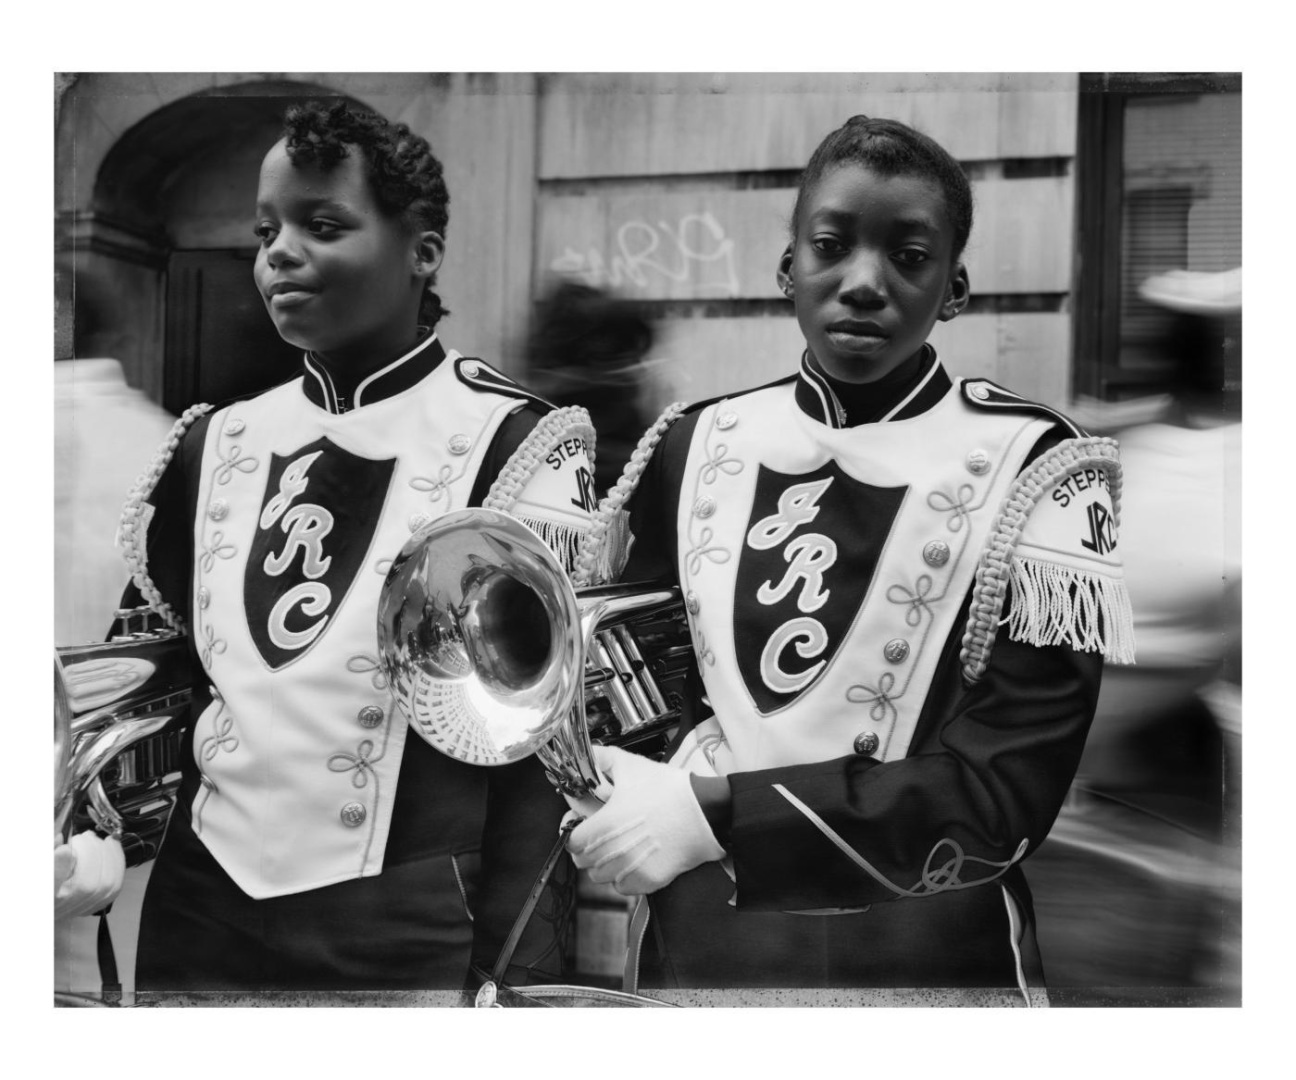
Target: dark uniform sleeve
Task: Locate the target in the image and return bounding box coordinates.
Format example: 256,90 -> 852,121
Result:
467,402 -> 550,507
464,400 -> 575,982
726,635 -> 1101,912
470,758 -> 575,983
619,408 -> 702,583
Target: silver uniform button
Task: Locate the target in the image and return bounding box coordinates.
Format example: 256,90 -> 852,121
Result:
970,383 -> 991,401
358,705 -> 385,729
965,449 -> 991,475
207,498 -> 229,521
716,411 -> 738,431
409,511 -> 434,532
447,434 -> 472,455
340,802 -> 367,827
923,540 -> 951,567
853,732 -> 880,757
223,419 -> 246,436
460,360 -> 481,378
685,591 -> 700,615
693,495 -> 716,519
197,586 -> 211,610
884,639 -> 910,663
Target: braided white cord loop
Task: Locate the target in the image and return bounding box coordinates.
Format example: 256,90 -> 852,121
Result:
959,435 -> 1124,682
572,401 -> 689,587
482,404 -> 596,514
118,402 -> 213,630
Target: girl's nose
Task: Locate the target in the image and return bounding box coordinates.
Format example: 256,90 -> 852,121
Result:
265,228 -> 304,270
839,252 -> 886,307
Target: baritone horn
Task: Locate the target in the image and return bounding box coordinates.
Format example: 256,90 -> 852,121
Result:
376,508 -> 690,803
55,608 -> 191,856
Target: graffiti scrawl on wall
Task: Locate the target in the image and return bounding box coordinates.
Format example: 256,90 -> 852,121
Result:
548,212 -> 740,297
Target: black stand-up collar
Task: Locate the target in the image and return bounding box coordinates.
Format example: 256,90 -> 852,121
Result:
302,333 -> 447,414
793,345 -> 951,428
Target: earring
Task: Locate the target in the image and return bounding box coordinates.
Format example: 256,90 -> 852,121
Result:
782,281 -> 794,298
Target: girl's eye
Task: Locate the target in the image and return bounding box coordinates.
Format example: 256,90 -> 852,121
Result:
810,235 -> 846,256
308,219 -> 340,236
253,223 -> 278,245
894,248 -> 931,267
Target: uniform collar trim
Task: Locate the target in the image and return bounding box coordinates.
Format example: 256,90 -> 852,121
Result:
302,333 -> 446,414
793,345 -> 951,427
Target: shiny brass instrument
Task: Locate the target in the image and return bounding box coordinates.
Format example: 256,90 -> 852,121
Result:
55,607 -> 192,861
377,509 -> 690,802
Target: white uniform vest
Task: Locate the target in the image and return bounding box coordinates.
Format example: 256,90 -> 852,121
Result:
186,351 -> 528,898
671,379 -> 1053,776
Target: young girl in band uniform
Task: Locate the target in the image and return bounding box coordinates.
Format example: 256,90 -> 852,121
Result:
568,115 -> 1134,997
126,102 -> 589,991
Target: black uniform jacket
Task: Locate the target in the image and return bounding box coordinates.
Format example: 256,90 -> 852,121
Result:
619,347 -> 1104,992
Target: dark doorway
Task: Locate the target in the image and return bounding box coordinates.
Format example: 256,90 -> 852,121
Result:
163,249 -> 303,413
88,80 -> 366,413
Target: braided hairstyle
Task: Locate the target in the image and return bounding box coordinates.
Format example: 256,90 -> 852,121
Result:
791,115 -> 974,259
282,100 -> 451,328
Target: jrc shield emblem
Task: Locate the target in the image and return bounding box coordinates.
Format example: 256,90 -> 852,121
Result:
244,437 -> 396,670
734,462 -> 906,714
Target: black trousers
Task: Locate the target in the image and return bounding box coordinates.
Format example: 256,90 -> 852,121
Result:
137,803 -> 475,991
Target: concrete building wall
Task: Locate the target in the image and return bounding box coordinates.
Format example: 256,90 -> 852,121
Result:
55,72 -> 1080,411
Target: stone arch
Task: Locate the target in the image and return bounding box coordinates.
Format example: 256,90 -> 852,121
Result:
57,77 -> 371,406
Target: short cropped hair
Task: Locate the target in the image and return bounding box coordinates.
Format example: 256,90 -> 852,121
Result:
792,115 -> 974,259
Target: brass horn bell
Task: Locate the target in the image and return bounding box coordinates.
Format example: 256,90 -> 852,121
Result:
377,508 -> 685,803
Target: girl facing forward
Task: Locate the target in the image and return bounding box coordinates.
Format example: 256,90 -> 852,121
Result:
568,115 -> 1134,999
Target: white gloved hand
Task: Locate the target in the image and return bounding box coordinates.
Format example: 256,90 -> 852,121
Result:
566,745 -> 725,896
54,831 -> 125,919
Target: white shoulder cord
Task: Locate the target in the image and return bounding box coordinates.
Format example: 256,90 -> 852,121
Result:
117,403 -> 213,631
571,401 -> 689,588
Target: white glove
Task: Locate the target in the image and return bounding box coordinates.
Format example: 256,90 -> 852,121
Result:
566,745 -> 725,896
54,831 -> 125,919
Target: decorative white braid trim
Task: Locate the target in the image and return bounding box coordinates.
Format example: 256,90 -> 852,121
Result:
482,405 -> 596,574
960,436 -> 1130,683
117,403 -> 213,630
571,401 -> 689,587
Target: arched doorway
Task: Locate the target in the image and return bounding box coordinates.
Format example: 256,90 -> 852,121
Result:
86,80 -> 370,412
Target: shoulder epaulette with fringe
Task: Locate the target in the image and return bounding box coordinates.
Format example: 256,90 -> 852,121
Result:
960,434 -> 1135,680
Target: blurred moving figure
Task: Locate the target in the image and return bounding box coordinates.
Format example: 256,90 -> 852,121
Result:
525,282 -> 657,496
55,359 -> 177,643
1034,268 -> 1241,1001
54,357 -> 177,1003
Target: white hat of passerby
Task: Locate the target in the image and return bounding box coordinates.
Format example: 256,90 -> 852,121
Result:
1138,267 -> 1241,314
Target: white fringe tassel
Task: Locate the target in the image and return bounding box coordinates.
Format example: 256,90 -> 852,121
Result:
516,516 -> 587,576
1005,556 -> 1137,664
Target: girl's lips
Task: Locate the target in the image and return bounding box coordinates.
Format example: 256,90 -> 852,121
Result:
269,289 -> 317,310
826,328 -> 888,351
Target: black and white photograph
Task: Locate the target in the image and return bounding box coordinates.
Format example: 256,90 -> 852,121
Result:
34,31 -> 1268,1064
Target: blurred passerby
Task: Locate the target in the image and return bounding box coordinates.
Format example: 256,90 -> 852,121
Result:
55,358 -> 176,645
1038,267 -> 1241,998
526,281 -> 657,495
54,356 -> 175,1003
